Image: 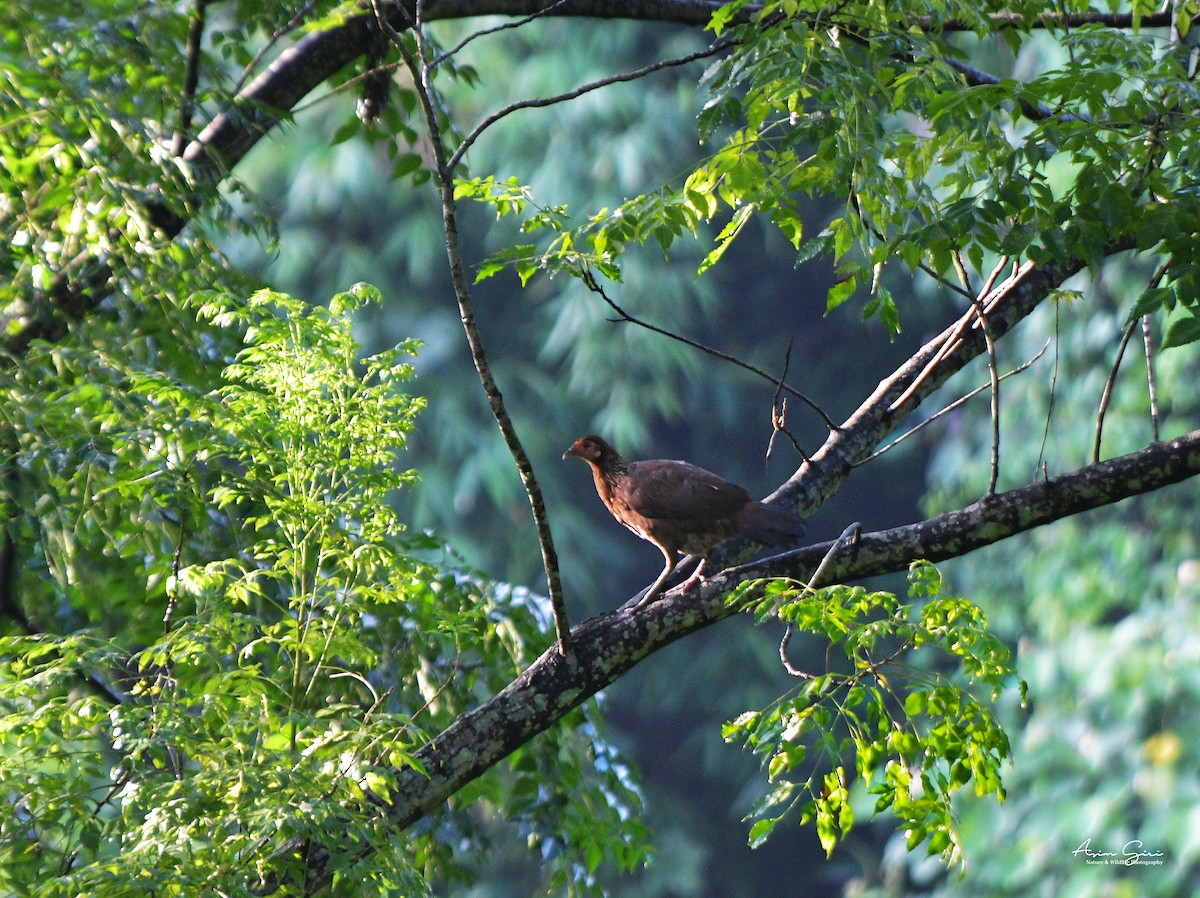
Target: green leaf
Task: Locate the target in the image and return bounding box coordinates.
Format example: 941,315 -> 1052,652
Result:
698,203 -> 755,275
826,277 -> 857,312
392,153 -> 423,179
1161,313 -> 1200,349
748,817 -> 780,848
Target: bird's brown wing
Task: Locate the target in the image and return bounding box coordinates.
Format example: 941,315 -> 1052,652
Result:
619,459 -> 750,523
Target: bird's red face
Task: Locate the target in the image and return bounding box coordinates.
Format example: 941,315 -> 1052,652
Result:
563,435 -> 607,463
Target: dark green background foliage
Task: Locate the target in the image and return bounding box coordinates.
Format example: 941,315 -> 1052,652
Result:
3,1 -> 1200,896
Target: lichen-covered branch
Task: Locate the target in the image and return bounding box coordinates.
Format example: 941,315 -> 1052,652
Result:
377,427 -> 1200,838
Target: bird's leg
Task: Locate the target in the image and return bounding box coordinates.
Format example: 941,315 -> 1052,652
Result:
632,546 -> 678,609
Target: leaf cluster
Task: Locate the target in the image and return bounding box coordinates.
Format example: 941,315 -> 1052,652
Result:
0,287 -> 647,895
724,561 -> 1023,862
464,0 -> 1200,348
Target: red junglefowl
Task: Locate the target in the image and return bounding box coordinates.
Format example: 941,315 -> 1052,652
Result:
563,435 -> 804,608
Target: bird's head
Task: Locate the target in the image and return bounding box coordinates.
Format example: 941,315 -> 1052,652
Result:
562,435 -> 615,465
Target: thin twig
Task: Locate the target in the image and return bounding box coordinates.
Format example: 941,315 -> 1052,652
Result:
778,522 -> 861,678
946,58 -> 1091,125
857,339 -> 1049,466
887,310 -> 975,412
975,254 -> 1012,305
953,251 -> 1001,493
432,0 -> 578,68
232,0 -> 323,94
1141,314 -> 1160,441
1093,316 -> 1139,463
580,267 -> 839,432
291,61 -> 405,118
448,38 -> 734,173
889,258 -> 1036,413
765,340 -> 810,466
847,185 -> 972,303
163,507 -> 186,636
377,1 -> 573,653
1129,261 -> 1171,445
1034,300 -> 1060,480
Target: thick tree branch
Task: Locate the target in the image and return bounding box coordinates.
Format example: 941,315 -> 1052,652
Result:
181,0 -> 726,185
171,0 -> 210,157
375,428 -> 1200,837
9,0 -> 731,357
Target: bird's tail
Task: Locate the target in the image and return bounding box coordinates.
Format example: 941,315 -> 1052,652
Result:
739,502 -> 805,547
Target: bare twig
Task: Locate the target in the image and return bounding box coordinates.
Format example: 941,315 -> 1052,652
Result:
777,521 -> 861,678
432,0 -> 578,67
847,185 -> 972,303
953,251 -> 1001,493
448,37 -> 733,172
163,507 -> 186,636
377,1 -> 573,653
580,267 -> 839,432
766,341 -> 810,466
975,254 -> 1012,306
889,259 -> 1036,413
1093,316 -> 1139,463
857,339 -> 1049,466
1034,300 -> 1060,480
1141,314 -> 1161,441
291,61 -> 406,118
232,0 -> 323,94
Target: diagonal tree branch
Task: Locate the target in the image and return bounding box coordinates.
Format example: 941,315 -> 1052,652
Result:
10,1 -> 735,357
183,0 -> 728,186
368,426 -> 1200,849
769,255 -> 1085,521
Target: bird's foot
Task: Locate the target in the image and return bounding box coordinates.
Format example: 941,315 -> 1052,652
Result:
679,559 -> 708,594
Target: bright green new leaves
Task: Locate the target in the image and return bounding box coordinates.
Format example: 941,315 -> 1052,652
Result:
198,285 -> 425,590
0,288 -> 437,894
0,287 -> 648,895
453,175 -> 565,285
725,561 -> 1022,864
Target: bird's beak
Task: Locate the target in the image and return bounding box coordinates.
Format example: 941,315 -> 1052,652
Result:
561,448 -> 573,460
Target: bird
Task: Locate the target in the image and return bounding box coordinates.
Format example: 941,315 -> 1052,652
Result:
563,435 -> 804,608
